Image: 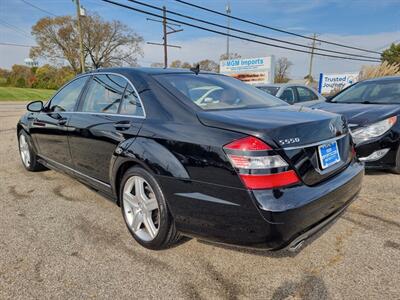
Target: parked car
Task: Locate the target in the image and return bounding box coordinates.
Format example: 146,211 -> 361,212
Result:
17,68 -> 363,251
255,83 -> 325,104
309,76 -> 400,173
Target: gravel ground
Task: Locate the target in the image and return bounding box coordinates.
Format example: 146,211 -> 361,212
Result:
0,102 -> 399,299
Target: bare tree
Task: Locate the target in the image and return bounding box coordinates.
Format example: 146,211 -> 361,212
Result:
169,60 -> 191,69
30,13 -> 143,73
150,62 -> 164,68
219,53 -> 241,61
195,59 -> 219,72
275,57 -> 293,83
82,14 -> 143,69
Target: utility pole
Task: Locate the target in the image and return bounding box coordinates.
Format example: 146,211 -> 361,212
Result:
307,33 -> 319,82
74,0 -> 85,73
146,7 -> 183,68
162,6 -> 168,68
225,1 -> 231,60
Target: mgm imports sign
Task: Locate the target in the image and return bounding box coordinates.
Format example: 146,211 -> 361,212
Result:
220,56 -> 275,85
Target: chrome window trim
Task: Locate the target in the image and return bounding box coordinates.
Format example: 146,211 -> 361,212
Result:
283,133 -> 347,150
39,155 -> 111,188
47,72 -> 146,119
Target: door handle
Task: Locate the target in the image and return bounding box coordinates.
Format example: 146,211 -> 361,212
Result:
113,121 -> 131,130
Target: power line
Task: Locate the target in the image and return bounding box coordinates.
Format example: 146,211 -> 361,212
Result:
126,0 -> 380,61
146,6 -> 183,68
0,42 -> 35,48
0,20 -> 33,40
19,0 -> 58,17
101,0 -> 380,63
176,0 -> 382,56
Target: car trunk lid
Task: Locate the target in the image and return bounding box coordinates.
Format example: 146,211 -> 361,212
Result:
197,106 -> 352,186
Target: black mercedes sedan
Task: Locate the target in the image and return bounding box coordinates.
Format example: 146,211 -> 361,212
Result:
309,76 -> 400,173
17,68 -> 364,251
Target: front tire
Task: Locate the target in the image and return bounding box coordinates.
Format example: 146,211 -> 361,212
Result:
18,130 -> 45,172
120,166 -> 181,250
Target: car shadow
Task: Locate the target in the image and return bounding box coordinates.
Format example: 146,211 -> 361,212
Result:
365,169 -> 390,176
196,217 -> 338,258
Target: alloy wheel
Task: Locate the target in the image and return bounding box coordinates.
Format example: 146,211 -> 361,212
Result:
123,176 -> 160,242
19,134 -> 31,168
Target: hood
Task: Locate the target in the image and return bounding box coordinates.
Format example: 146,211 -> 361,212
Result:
308,102 -> 400,126
197,105 -> 347,148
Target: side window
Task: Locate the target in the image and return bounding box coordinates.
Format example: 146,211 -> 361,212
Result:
280,88 -> 295,103
48,76 -> 88,112
119,85 -> 144,117
297,87 -> 318,102
81,74 -> 127,114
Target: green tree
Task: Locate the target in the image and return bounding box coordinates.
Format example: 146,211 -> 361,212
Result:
381,43 -> 400,65
7,65 -> 35,88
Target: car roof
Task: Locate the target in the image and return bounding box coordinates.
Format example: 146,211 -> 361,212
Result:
363,76 -> 400,83
255,83 -> 313,88
255,83 -> 285,88
87,67 -> 218,76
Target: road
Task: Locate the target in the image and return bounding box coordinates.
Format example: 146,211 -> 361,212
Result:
0,102 -> 399,299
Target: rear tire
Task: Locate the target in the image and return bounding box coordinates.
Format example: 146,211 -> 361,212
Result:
18,130 -> 45,172
392,146 -> 400,174
120,166 -> 181,250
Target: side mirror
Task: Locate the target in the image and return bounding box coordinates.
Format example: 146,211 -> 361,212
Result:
203,97 -> 214,103
27,100 -> 44,112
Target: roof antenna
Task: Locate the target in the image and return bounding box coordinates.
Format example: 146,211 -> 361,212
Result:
190,64 -> 200,75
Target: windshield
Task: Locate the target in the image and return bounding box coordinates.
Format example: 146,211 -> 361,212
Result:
333,79 -> 400,104
155,73 -> 286,111
256,86 -> 279,96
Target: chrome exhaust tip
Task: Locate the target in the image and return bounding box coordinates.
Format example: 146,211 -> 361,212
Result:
287,239 -> 305,252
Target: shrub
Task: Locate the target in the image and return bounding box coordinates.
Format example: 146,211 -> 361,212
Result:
359,61 -> 400,80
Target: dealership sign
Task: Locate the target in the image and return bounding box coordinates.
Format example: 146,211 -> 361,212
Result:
318,72 -> 359,95
220,56 -> 275,84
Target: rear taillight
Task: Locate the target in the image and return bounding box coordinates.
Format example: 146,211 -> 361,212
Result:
224,136 -> 300,189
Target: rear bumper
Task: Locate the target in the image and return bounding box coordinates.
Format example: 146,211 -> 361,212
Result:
251,161 -> 364,249
161,161 -> 364,250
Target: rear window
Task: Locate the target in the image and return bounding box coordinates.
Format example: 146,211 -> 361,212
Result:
154,73 -> 286,111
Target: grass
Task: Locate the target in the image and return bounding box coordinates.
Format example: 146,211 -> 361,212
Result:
0,87 -> 56,101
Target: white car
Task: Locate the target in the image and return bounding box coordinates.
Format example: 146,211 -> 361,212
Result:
255,83 -> 325,105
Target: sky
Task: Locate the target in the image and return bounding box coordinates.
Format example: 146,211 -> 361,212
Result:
0,0 -> 400,79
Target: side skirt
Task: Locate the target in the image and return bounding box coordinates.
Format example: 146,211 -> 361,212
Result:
37,157 -> 117,203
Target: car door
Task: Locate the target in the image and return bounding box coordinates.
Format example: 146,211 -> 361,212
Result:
296,86 -> 319,103
30,76 -> 89,166
279,87 -> 297,104
68,73 -> 145,183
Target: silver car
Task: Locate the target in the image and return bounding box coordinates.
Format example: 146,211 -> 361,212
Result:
255,83 -> 325,105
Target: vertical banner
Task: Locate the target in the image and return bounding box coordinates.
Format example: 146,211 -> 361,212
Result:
318,72 -> 359,94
